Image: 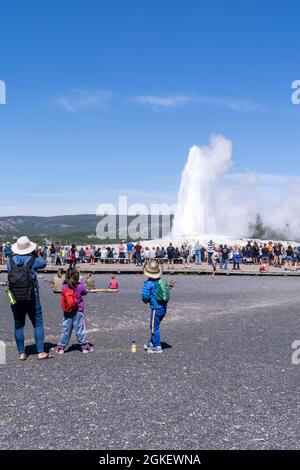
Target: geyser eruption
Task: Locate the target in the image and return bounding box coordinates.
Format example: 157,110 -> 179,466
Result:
173,135 -> 232,238
172,134 -> 300,241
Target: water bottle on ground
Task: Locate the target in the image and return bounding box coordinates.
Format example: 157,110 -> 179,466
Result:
131,341 -> 137,353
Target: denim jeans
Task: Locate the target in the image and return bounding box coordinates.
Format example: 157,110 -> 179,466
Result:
208,252 -> 213,265
195,249 -> 201,264
58,310 -> 88,350
135,253 -> 142,266
150,306 -> 166,347
222,259 -> 228,269
50,254 -> 56,265
11,289 -> 45,354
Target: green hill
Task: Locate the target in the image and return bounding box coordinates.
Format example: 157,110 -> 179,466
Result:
0,214 -> 173,244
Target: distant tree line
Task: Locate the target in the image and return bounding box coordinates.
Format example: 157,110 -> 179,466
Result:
248,214 -> 291,241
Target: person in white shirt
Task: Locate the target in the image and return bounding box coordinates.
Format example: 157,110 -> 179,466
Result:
144,247 -> 150,262
150,247 -> 156,260
100,247 -> 107,262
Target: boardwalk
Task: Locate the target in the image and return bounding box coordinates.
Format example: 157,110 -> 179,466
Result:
1,262 -> 300,276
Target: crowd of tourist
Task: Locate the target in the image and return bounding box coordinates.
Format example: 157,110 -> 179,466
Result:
1,239 -> 300,269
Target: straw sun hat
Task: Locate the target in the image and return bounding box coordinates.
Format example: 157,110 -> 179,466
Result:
11,236 -> 36,255
143,260 -> 162,280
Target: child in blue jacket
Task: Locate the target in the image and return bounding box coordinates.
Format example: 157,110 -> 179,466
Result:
142,260 -> 171,354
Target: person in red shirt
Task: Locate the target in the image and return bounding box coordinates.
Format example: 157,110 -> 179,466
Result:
134,242 -> 143,266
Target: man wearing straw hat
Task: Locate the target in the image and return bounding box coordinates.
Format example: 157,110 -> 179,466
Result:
142,260 -> 171,354
7,236 -> 49,360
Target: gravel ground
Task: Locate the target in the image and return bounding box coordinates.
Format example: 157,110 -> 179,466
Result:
0,272 -> 300,450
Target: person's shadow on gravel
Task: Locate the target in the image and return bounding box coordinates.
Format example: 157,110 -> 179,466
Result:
161,342 -> 172,350
65,343 -> 95,353
25,342 -> 57,357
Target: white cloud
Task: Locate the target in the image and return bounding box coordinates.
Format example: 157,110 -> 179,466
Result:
131,94 -> 192,109
56,88 -> 112,112
55,89 -> 265,112
195,96 -> 267,112
131,93 -> 266,112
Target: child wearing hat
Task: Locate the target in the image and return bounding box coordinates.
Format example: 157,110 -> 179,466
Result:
142,260 -> 172,354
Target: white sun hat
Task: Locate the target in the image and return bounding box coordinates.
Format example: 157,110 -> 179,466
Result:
11,236 -> 36,255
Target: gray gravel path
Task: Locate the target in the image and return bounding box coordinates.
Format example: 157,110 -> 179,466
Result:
0,273 -> 300,450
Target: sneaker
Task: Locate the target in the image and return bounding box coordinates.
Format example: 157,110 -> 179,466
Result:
148,346 -> 162,354
144,342 -> 153,351
82,345 -> 94,353
56,347 -> 64,354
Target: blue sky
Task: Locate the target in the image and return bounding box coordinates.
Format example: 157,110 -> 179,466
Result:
0,0 -> 300,215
